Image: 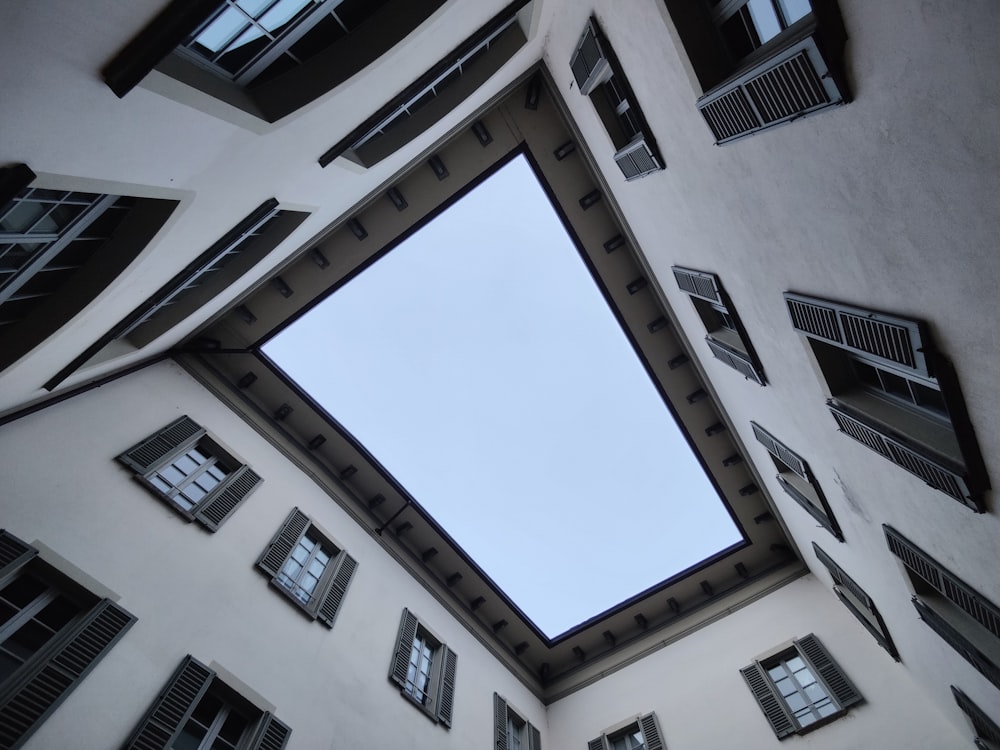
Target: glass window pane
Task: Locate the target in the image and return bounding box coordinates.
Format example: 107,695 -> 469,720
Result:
259,0 -> 313,33
238,0 -> 277,17
746,0 -> 782,43
777,0 -> 811,24
195,7 -> 252,54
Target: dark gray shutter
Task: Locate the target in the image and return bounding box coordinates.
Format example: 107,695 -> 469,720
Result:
588,736 -> 606,750
0,530 -> 37,586
436,645 -> 458,727
0,163 -> 36,209
639,713 -> 664,750
614,135 -> 662,181
494,693 -> 508,750
317,552 -> 357,628
750,423 -> 808,479
389,608 -> 419,688
914,599 -> 1000,691
739,662 -> 795,738
952,685 -> 1000,746
705,336 -> 766,384
794,634 -> 862,710
125,655 -> 214,749
812,544 -> 871,610
784,292 -> 928,377
249,712 -> 292,750
257,508 -> 310,578
195,466 -> 262,532
569,21 -> 610,95
528,723 -> 541,750
671,267 -> 721,303
117,416 -> 205,474
0,599 -> 136,749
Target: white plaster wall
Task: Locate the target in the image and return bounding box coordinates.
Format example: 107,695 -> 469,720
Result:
0,361 -> 546,749
546,576 -> 964,749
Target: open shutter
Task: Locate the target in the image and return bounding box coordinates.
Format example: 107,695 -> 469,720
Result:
195,465 -> 262,532
0,599 -> 136,749
953,685 -> 1000,747
812,544 -> 872,610
751,423 -> 808,479
317,552 -> 357,628
740,662 -> 795,738
249,712 -> 292,750
436,645 -> 458,727
389,608 -> 419,688
614,135 -> 662,181
125,655 -> 214,749
528,723 -> 541,750
639,713 -> 665,750
0,530 -> 37,586
914,599 -> 1000,691
588,736 -> 606,750
257,508 -> 310,578
570,20 -> 611,95
705,336 -> 766,384
494,693 -> 508,750
671,267 -> 721,303
794,634 -> 862,710
117,416 -> 205,474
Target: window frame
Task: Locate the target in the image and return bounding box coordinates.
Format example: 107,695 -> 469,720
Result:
255,507 -> 358,627
388,608 -> 457,727
494,693 -> 541,750
587,712 -> 665,750
117,415 -> 262,532
0,530 -> 136,750
123,655 -> 291,750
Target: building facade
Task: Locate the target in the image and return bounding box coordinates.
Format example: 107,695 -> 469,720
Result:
1,0 -> 999,748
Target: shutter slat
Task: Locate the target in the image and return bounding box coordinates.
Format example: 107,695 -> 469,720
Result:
389,609 -> 419,688
914,599 -> 1000,691
588,737 -> 606,750
639,713 -> 664,750
794,634 -> 862,710
494,693 -> 508,750
0,530 -> 38,585
672,267 -> 721,303
750,422 -> 808,479
952,686 -> 1000,745
196,466 -> 262,531
317,552 -> 357,627
437,646 -> 458,726
812,543 -> 873,610
118,416 -> 205,474
883,525 -> 943,592
257,508 -> 310,578
706,337 -> 765,384
250,712 -> 292,750
740,662 -> 796,738
613,135 -> 661,180
570,21 -> 610,95
125,656 -> 214,750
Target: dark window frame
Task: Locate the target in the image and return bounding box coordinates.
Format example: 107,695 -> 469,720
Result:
388,608 -> 457,727
587,712 -> 665,750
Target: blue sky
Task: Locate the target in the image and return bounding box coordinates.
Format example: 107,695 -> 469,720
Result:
264,155 -> 741,637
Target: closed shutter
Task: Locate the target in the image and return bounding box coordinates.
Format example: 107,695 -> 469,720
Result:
437,645 -> 458,726
587,736 -> 606,750
671,267 -> 721,303
389,608 -> 419,688
740,662 -> 795,738
570,21 -> 610,95
794,634 -> 862,710
0,530 -> 37,585
257,508 -> 310,578
117,416 -> 205,474
639,713 -> 664,750
613,135 -> 662,181
494,693 -> 508,750
0,599 -> 136,749
249,712 -> 292,750
125,656 -> 214,750
317,552 -> 357,628
914,599 -> 1000,691
195,466 -> 262,531
750,422 -> 808,479
528,723 -> 541,750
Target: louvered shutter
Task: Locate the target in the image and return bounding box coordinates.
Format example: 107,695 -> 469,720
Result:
588,736 -> 606,750
317,552 -> 357,627
671,267 -> 721,303
528,723 -> 541,750
952,685 -> 1000,747
494,693 -> 508,750
794,634 -> 862,710
195,466 -> 262,532
812,544 -> 872,610
117,416 -> 205,474
0,163 -> 36,209
125,656 -> 214,749
436,645 -> 458,726
784,292 -> 929,377
914,599 -> 1000,690
751,423 -> 808,479
389,608 -> 419,688
0,599 -> 136,749
257,508 -> 310,578
639,713 -> 664,750
570,21 -> 610,95
705,336 -> 766,384
0,530 -> 37,586
614,135 -> 662,180
249,712 -> 292,750
740,662 -> 795,738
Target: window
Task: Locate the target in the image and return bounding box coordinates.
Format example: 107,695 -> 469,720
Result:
494,693 -> 541,750
812,543 -> 897,659
255,507 -> 357,626
117,416 -> 262,532
741,634 -> 861,738
103,0 -> 449,122
673,267 -> 766,384
952,685 -> 1000,750
388,608 -> 457,726
570,19 -> 663,180
884,525 -> 1000,691
751,422 -> 841,539
587,713 -> 665,750
124,655 -> 291,749
785,292 -> 989,510
0,530 -> 136,750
